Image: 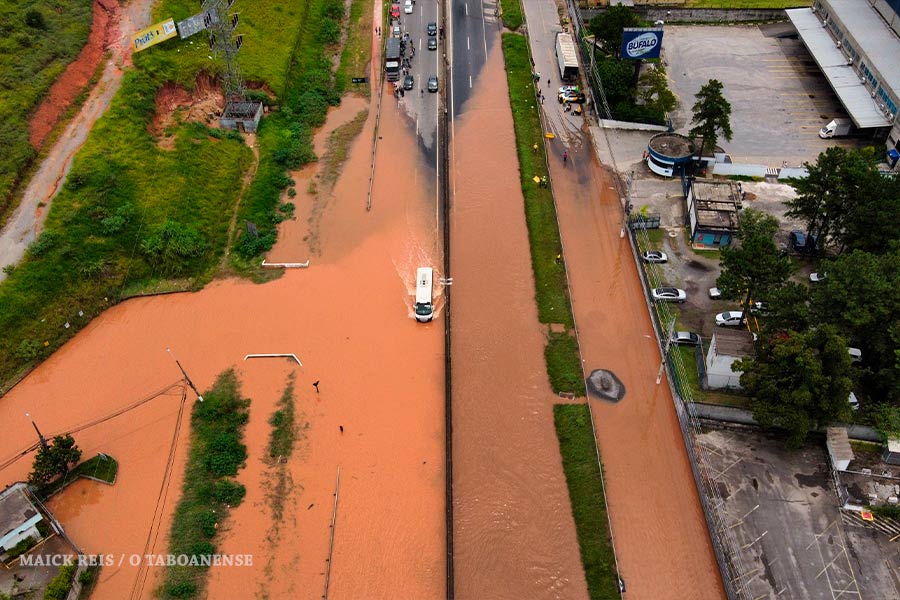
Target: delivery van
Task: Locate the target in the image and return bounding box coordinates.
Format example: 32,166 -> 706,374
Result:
414,267 -> 434,322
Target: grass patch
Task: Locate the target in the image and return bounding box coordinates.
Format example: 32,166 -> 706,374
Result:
0,0 -> 356,389
158,369 -> 250,600
268,375 -> 297,463
33,453 -> 118,500
499,0 -> 524,31
76,564 -> 101,599
0,0 -> 94,225
546,332 -> 587,396
554,404 -> 619,599
335,0 -> 375,96
320,109 -> 368,189
502,32 -> 583,395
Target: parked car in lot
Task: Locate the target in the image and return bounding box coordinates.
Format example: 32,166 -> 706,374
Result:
789,230 -> 819,254
809,272 -> 827,282
848,391 -> 860,410
715,311 -> 745,327
391,4 -> 401,18
427,75 -> 439,92
651,287 -> 686,303
404,0 -> 413,13
392,24 -> 402,38
403,74 -> 414,90
848,347 -> 862,363
671,331 -> 701,346
427,21 -> 437,36
641,250 -> 667,263
427,37 -> 437,50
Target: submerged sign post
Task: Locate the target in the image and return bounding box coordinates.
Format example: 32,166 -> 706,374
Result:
131,19 -> 178,53
621,28 -> 664,60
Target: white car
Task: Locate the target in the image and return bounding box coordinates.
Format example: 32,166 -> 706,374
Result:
715,311 -> 745,327
809,272 -> 827,282
404,0 -> 413,14
641,250 -> 668,263
848,347 -> 862,364
651,287 -> 686,303
708,287 -> 722,299
848,391 -> 860,410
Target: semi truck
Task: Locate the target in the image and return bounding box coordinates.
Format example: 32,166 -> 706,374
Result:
385,38 -> 401,82
555,33 -> 579,82
819,118 -> 852,139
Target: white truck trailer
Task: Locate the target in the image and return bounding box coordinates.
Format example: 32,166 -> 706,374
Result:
555,33 -> 579,82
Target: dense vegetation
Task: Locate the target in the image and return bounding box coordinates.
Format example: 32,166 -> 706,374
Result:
0,0 -> 93,224
554,404 -> 619,599
0,0 -> 353,389
501,33 -> 585,396
159,369 -> 250,600
716,148 -> 900,444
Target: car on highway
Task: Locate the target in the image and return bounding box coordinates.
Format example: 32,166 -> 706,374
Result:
671,331 -> 701,346
404,0 -> 413,14
715,311 -> 745,327
651,287 -> 686,303
427,22 -> 437,36
558,89 -> 586,104
403,75 -> 414,90
428,37 -> 437,50
427,75 -> 438,92
391,4 -> 401,18
641,250 -> 667,263
809,272 -> 827,282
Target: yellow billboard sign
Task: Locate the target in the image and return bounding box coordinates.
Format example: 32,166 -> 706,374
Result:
131,19 -> 178,53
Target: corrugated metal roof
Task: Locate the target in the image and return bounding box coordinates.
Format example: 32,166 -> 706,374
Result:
786,8 -> 891,128
827,0 -> 900,93
827,427 -> 855,463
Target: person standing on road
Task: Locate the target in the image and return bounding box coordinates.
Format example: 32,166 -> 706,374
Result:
563,151 -> 568,165
547,78 -> 550,87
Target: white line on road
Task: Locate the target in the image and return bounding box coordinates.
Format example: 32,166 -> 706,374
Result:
465,3 -> 468,15
467,36 -> 470,51
469,75 -> 472,88
479,0 -> 488,57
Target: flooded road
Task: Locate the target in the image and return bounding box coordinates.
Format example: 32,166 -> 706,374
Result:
450,46 -> 588,599
0,81 -> 446,599
548,132 -> 724,598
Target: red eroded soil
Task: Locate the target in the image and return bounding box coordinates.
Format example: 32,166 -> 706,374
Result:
28,0 -> 118,150
450,45 -> 589,600
150,74 -> 224,147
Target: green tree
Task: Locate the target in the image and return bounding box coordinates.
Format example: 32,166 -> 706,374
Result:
637,63 -> 676,114
716,209 -> 792,325
738,326 -> 855,448
588,6 -> 641,57
760,281 -> 812,335
810,246 -> 900,403
28,435 -> 82,486
840,166 -> 900,254
689,79 -> 732,157
141,220 -> 207,276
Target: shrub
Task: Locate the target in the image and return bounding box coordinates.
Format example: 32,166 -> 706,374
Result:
212,479 -> 246,506
28,231 -> 59,257
141,220 -> 207,276
24,9 -> 47,30
43,564 -> 76,600
203,432 -> 247,477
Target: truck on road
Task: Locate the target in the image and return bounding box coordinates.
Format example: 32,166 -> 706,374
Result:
414,267 -> 434,322
555,33 -> 579,82
819,117 -> 852,139
385,38 -> 401,82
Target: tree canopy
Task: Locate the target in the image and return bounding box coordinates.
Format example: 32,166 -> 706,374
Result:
716,209 -> 792,324
738,326 -> 855,448
588,6 -> 641,57
28,434 -> 82,486
689,79 -> 732,157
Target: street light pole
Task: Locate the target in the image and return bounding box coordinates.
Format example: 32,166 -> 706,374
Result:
25,412 -> 50,452
167,348 -> 204,402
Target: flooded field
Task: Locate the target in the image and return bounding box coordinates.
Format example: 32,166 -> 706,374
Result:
450,46 -> 588,600
549,134 -> 725,598
0,82 -> 446,598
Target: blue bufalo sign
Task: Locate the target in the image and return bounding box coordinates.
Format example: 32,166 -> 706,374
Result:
621,28 -> 663,60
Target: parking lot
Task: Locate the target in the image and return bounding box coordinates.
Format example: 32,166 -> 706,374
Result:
698,428 -> 900,599
663,24 -> 862,166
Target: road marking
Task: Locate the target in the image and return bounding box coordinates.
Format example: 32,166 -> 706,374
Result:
467,36 -> 470,51
479,0 -> 488,58
469,75 -> 472,88
465,2 -> 468,15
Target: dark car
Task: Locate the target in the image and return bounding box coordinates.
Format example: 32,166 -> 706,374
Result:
427,37 -> 437,50
789,229 -> 819,253
403,75 -> 414,90
427,75 -> 438,93
427,21 -> 437,36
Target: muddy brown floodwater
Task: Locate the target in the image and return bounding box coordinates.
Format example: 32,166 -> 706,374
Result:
548,131 -> 725,598
450,45 -> 589,600
0,85 -> 445,599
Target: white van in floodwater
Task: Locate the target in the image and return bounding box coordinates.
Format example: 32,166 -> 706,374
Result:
414,267 -> 434,322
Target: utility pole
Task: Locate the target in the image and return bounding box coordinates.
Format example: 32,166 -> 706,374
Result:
167,348 -> 204,402
25,412 -> 50,452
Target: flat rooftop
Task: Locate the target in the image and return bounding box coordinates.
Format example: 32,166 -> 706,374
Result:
0,483 -> 39,543
691,179 -> 740,231
713,328 -> 755,357
786,8 -> 892,128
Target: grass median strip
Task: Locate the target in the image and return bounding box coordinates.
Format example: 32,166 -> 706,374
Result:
554,404 -> 620,600
501,32 -> 584,396
159,369 -> 250,600
499,0 -> 524,31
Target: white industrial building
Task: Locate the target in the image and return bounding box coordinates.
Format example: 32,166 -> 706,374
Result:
705,328 -> 755,390
787,0 -> 900,168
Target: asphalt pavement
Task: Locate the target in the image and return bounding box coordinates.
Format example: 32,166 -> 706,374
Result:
448,0 -> 497,115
